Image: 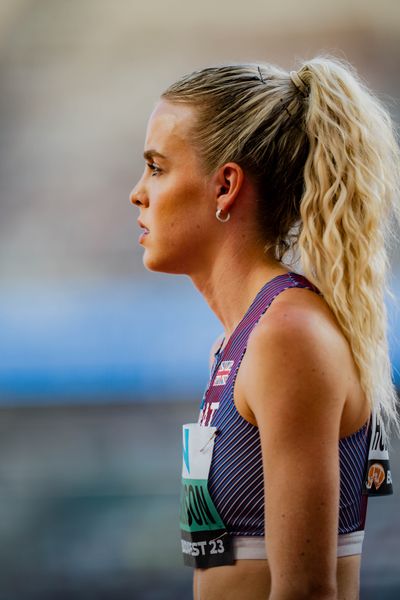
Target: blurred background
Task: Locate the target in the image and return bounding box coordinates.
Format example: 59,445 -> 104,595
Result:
0,0 -> 399,598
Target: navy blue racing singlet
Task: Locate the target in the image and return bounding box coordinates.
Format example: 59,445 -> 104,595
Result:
198,271 -> 371,540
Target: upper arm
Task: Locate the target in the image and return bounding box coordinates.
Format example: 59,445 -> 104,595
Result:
245,305 -> 347,597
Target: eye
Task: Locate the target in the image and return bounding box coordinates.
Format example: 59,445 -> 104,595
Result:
146,162 -> 161,176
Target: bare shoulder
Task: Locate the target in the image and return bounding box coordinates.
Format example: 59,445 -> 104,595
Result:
248,285 -> 350,372
265,285 -> 343,334
249,285 -> 350,368
242,286 -> 350,432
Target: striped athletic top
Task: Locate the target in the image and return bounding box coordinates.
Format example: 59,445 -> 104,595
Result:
198,271 -> 371,539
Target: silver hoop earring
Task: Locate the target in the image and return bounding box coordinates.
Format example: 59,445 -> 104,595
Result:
216,208 -> 230,223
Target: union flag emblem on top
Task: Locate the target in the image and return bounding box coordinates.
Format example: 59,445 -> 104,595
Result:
213,360 -> 234,386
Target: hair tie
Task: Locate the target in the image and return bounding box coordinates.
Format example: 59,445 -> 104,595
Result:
289,70 -> 308,97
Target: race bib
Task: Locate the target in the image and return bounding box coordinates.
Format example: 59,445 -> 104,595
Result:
179,423 -> 234,567
362,411 -> 393,496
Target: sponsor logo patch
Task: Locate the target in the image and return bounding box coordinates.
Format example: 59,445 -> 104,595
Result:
366,463 -> 386,490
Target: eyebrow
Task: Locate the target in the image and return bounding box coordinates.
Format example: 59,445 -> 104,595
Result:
143,149 -> 167,161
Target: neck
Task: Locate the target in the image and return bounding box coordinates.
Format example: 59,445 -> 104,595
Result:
189,241 -> 291,347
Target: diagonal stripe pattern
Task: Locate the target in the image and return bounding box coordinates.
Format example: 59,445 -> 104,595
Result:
198,271 -> 371,537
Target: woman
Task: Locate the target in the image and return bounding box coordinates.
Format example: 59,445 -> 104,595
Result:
130,55 -> 400,599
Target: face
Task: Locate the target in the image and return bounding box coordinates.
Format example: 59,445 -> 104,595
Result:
130,99 -> 218,275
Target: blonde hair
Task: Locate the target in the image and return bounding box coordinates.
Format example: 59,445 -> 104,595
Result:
161,54 -> 400,439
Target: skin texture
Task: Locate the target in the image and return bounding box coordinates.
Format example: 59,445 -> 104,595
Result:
130,99 -> 371,600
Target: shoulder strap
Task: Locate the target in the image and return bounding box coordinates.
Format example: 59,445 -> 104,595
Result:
209,272 -> 319,387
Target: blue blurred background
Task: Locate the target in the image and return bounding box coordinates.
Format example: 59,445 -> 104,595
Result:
0,1 -> 399,598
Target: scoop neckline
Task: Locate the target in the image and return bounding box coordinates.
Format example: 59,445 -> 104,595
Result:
213,270 -> 297,359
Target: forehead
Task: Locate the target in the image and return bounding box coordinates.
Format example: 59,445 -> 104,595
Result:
144,100 -> 197,159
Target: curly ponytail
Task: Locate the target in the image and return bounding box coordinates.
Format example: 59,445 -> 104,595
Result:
160,55 -> 400,438
296,55 -> 400,438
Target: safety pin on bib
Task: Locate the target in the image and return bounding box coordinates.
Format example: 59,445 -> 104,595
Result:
208,531 -> 228,542
199,430 -> 218,453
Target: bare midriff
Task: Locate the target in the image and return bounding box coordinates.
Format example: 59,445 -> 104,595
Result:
193,554 -> 361,600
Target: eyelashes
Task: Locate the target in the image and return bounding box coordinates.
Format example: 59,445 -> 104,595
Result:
146,162 -> 161,176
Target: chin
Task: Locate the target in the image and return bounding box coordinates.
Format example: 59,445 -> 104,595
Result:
142,252 -> 189,275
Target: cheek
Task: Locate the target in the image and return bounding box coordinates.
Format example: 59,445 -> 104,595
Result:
151,170 -> 211,239
159,180 -> 206,224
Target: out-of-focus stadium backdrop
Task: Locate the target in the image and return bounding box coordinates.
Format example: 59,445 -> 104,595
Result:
0,1 -> 399,598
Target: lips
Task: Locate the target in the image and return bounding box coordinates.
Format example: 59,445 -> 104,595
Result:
137,219 -> 150,233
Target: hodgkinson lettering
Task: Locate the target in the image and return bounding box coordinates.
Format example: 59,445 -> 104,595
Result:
371,418 -> 387,452
180,483 -> 217,528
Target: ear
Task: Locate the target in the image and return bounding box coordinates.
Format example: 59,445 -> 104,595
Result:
215,162 -> 245,213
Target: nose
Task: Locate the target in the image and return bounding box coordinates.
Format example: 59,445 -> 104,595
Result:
129,182 -> 148,207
